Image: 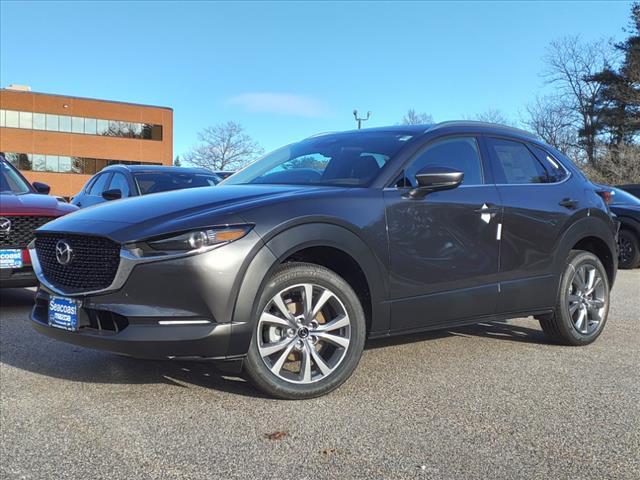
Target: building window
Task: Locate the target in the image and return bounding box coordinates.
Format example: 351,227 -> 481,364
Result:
1,108 -> 163,141
1,151 -> 162,174
19,111 -> 32,129
5,110 -> 19,128
46,113 -> 59,131
33,113 -> 46,130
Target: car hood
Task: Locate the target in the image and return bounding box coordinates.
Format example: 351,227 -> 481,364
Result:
37,184 -> 343,242
0,192 -> 78,216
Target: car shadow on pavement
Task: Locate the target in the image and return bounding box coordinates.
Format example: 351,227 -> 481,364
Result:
1,288 -> 544,397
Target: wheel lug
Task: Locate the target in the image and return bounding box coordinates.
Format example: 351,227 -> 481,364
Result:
310,336 -> 318,345
310,320 -> 319,330
295,340 -> 304,350
287,328 -> 295,338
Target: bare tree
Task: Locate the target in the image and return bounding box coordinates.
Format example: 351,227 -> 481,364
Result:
469,109 -> 515,126
184,121 -> 263,171
582,143 -> 640,184
543,36 -> 612,165
400,109 -> 434,125
523,95 -> 579,157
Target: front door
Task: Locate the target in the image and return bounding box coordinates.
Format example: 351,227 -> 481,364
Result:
384,136 -> 502,332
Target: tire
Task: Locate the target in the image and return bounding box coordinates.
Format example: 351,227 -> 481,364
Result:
243,262 -> 366,399
539,250 -> 610,346
618,228 -> 640,269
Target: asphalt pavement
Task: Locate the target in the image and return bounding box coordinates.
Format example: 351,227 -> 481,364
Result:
1,271 -> 639,479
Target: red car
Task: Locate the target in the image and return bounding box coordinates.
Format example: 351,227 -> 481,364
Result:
0,154 -> 78,288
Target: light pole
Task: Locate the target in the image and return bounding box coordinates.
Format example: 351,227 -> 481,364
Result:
353,109 -> 371,129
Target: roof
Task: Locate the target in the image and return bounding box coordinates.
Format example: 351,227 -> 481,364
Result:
309,121 -> 536,139
103,164 -> 213,174
0,88 -> 173,111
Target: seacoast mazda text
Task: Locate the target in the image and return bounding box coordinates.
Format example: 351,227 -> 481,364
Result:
30,122 -> 618,399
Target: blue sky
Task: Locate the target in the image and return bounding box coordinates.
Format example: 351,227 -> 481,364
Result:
0,1 -> 632,158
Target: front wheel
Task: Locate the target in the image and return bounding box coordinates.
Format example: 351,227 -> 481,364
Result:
243,262 -> 366,399
539,250 -> 610,346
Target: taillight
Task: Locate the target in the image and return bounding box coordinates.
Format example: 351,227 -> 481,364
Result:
22,249 -> 31,266
596,189 -> 613,205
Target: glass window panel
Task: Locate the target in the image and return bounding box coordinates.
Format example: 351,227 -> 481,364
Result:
17,153 -> 32,170
109,172 -> 130,196
19,111 -> 33,129
33,154 -> 46,171
71,116 -> 84,134
5,110 -> 19,128
33,113 -> 46,130
45,155 -> 59,172
4,153 -> 18,167
95,159 -> 108,172
84,118 -> 97,135
58,156 -> 72,172
0,109 -> 5,127
97,119 -> 109,135
88,173 -> 111,195
59,115 -> 71,132
46,114 -> 59,131
141,124 -> 152,139
131,122 -> 142,137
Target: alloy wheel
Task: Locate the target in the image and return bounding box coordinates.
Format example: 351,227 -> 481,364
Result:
567,264 -> 606,335
257,283 -> 351,384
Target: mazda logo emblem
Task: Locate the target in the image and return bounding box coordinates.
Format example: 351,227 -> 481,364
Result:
0,217 -> 11,235
55,240 -> 74,266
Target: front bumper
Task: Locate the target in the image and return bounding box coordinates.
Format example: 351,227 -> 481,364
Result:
29,231 -> 264,364
0,265 -> 37,288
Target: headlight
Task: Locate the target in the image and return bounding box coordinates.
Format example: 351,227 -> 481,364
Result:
143,225 -> 253,254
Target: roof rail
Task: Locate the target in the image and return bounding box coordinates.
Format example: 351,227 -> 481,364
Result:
428,120 -> 537,138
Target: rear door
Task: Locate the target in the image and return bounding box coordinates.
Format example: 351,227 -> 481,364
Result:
384,135 -> 502,332
482,136 -> 577,313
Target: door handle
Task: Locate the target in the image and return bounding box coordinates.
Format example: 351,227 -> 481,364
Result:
474,203 -> 500,214
559,198 -> 578,210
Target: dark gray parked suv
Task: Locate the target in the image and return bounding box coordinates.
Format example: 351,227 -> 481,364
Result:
29,122 -> 618,399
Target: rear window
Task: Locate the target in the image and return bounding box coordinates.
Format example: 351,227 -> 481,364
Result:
134,172 -> 220,195
531,146 -> 569,183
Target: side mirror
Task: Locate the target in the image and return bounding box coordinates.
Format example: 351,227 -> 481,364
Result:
102,189 -> 122,201
409,166 -> 464,199
32,182 -> 50,195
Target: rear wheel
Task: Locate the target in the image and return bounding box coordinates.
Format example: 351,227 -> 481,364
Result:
618,229 -> 640,269
539,250 -> 610,346
243,262 -> 366,399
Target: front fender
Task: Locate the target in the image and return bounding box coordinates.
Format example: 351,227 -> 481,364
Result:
226,222 -> 389,357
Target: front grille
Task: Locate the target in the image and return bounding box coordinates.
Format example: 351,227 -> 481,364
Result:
35,233 -> 121,292
0,216 -> 54,248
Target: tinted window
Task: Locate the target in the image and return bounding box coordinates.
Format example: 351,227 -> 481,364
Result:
531,146 -> 568,183
404,136 -> 483,187
134,172 -> 219,195
225,131 -> 413,187
486,138 -> 548,184
88,173 -> 111,195
109,172 -> 131,196
0,161 -> 31,194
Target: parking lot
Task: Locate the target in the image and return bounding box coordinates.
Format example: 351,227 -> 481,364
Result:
0,270 -> 638,480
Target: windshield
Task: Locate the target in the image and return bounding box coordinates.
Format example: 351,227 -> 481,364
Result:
134,172 -> 220,195
0,160 -> 31,194
224,131 -> 414,187
611,187 -> 640,206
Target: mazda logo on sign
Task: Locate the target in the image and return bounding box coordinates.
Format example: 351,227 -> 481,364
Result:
0,217 -> 11,235
55,240 -> 74,266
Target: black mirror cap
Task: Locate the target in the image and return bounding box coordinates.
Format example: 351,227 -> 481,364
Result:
410,167 -> 464,199
101,188 -> 122,201
32,182 -> 51,195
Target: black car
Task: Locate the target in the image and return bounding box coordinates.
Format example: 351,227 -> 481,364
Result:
70,164 -> 221,208
609,186 -> 640,269
618,184 -> 640,198
29,122 -> 618,399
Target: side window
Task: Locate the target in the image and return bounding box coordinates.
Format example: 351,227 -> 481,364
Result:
404,136 -> 483,187
531,146 -> 568,183
88,173 -> 111,195
486,138 -> 549,184
108,172 -> 131,196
